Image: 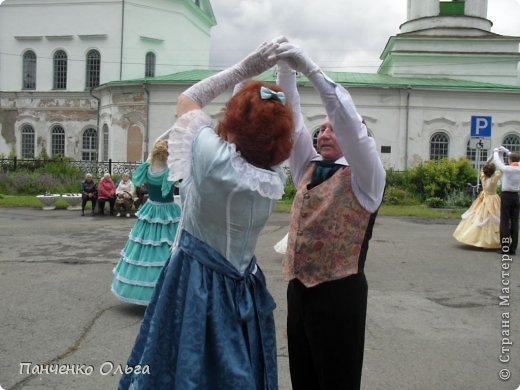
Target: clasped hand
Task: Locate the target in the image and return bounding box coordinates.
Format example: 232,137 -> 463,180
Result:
245,36 -> 319,77
494,146 -> 510,154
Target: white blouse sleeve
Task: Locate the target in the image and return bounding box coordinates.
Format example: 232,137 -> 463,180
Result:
277,64 -> 320,187
167,109 -> 213,182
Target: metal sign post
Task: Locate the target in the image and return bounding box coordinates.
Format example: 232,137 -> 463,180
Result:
470,115 -> 492,196
475,139 -> 484,192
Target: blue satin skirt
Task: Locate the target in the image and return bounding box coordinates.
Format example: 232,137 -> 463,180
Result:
118,230 -> 278,390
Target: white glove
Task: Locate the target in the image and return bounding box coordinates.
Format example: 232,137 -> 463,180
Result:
276,59 -> 295,75
274,42 -> 320,77
183,38 -> 281,107
239,39 -> 284,76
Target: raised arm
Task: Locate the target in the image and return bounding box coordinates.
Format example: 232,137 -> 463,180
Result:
177,39 -> 281,117
493,146 -> 510,171
276,59 -> 318,186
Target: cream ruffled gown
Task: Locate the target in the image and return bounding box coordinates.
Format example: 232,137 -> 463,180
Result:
453,171 -> 501,248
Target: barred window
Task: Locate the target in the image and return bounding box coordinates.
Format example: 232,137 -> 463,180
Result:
86,49 -> 100,89
503,134 -> 520,153
145,52 -> 156,78
51,126 -> 65,157
312,128 -> 319,150
466,140 -> 488,168
23,51 -> 37,90
82,128 -> 98,162
21,125 -> 35,159
102,124 -> 109,161
430,132 -> 449,160
53,50 -> 67,89
503,133 -> 520,164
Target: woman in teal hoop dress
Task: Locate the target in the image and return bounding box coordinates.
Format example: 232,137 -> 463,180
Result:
118,39 -> 294,389
111,139 -> 181,305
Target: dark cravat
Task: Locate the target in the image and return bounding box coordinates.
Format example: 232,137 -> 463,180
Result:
307,160 -> 343,190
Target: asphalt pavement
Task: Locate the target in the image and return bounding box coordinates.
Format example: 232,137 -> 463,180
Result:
0,208 -> 518,390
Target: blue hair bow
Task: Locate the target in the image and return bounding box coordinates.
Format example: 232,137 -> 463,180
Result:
260,86 -> 286,105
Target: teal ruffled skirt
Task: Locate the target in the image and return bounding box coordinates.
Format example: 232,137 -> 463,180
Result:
112,199 -> 181,305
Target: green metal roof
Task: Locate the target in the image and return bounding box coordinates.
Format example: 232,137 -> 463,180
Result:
101,69 -> 520,91
322,71 -> 520,90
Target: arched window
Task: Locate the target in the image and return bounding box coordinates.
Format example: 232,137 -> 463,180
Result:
102,124 -> 109,161
53,50 -> 67,89
429,132 -> 449,160
503,134 -> 520,153
466,139 -> 488,168
312,128 -> 320,150
145,52 -> 156,78
86,49 -> 100,89
23,50 -> 36,90
21,125 -> 35,159
51,126 -> 65,157
82,128 -> 98,161
503,133 -> 520,164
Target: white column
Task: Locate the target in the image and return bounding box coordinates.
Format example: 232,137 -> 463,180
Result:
464,0 -> 488,19
407,0 -> 439,21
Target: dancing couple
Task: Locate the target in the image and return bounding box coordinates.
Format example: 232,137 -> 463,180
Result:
118,36 -> 385,390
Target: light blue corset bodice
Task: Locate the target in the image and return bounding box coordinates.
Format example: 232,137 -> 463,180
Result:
168,111 -> 286,274
181,127 -> 283,273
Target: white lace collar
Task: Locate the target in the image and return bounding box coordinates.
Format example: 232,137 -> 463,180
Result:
228,142 -> 286,200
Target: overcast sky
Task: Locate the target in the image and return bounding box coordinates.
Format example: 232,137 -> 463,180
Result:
0,0 -> 518,73
208,0 -> 520,72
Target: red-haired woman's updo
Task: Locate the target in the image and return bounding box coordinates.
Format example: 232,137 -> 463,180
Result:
218,81 -> 294,169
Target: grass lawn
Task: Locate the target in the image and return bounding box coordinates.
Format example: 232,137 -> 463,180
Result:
0,194 -> 76,209
275,200 -> 464,219
379,204 -> 464,219
1,195 -> 464,219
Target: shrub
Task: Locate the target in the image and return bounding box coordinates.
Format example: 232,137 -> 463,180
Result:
283,178 -> 297,201
34,159 -> 83,181
407,158 -> 476,201
0,155 -> 84,195
445,189 -> 472,208
0,172 -> 81,195
385,168 -> 412,190
425,197 -> 445,208
383,186 -> 421,206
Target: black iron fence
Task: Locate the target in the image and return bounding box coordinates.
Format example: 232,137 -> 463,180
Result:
0,157 -> 141,177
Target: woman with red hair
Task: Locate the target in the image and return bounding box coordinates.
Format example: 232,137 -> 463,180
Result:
119,37 -> 293,390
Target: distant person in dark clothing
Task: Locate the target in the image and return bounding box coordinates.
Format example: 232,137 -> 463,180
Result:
81,173 -> 97,216
493,147 -> 520,255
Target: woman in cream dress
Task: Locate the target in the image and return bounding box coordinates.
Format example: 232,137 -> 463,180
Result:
453,162 -> 501,248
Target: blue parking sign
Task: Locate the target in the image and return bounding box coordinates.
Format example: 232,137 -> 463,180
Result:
471,116 -> 492,137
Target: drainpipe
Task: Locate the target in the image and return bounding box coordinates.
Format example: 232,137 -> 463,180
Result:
143,83 -> 150,161
404,86 -> 411,170
90,88 -> 101,162
119,0 -> 125,80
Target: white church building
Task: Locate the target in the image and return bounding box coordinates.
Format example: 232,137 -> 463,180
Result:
0,0 -> 215,162
0,0 -> 519,170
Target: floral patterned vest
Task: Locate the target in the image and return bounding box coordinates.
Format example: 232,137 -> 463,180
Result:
283,163 -> 373,287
